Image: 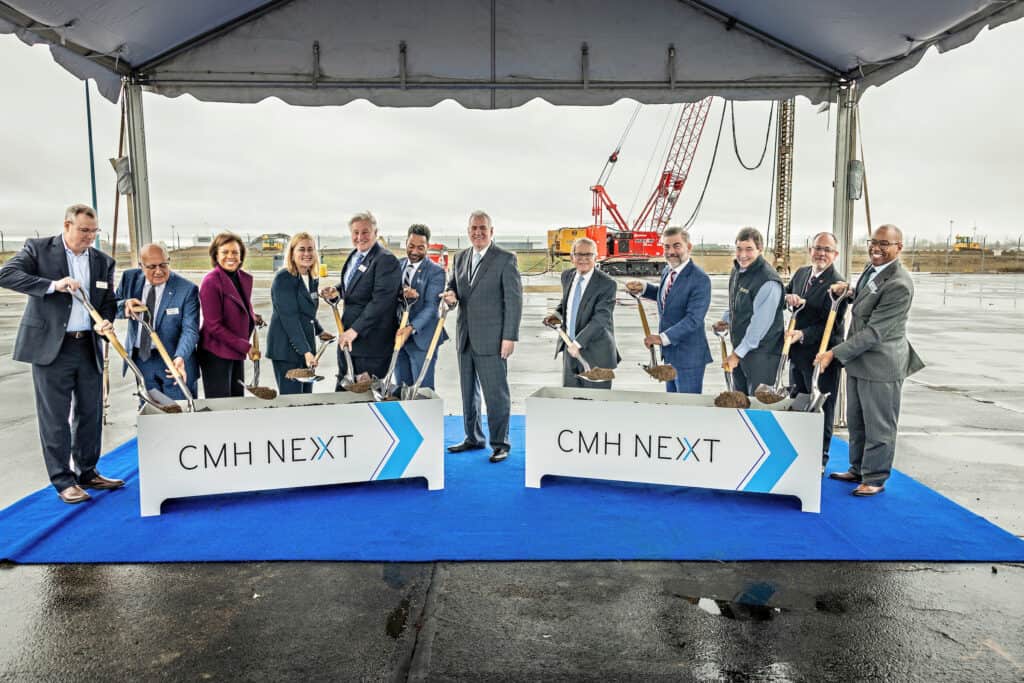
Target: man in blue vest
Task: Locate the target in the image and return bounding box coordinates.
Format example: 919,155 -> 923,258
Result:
713,227 -> 784,395
625,227 -> 712,393
394,224 -> 448,391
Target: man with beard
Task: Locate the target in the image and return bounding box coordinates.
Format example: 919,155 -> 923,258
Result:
393,223 -> 448,391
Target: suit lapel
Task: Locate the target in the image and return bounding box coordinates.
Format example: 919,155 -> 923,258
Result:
469,249 -> 493,290
344,244 -> 376,295
52,237 -> 70,279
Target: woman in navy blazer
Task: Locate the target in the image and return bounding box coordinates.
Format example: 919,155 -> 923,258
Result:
198,232 -> 261,398
267,232 -> 326,394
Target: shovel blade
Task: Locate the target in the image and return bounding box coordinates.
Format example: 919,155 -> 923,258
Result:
791,391 -> 830,412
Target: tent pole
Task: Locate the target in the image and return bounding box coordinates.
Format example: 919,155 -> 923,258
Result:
832,82 -> 858,280
125,81 -> 153,258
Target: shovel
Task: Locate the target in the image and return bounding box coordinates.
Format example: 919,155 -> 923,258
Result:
543,317 -> 615,383
320,293 -> 372,393
629,291 -> 676,382
400,296 -> 452,400
372,296 -> 412,400
284,335 -> 336,384
128,303 -> 197,412
239,324 -> 277,400
713,326 -> 750,408
792,287 -> 849,412
72,289 -> 182,414
754,302 -> 805,404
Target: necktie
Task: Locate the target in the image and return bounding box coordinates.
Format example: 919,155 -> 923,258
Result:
661,270 -> 677,307
138,285 -> 156,361
471,251 -> 482,279
568,275 -> 584,340
804,272 -> 817,295
344,251 -> 365,290
403,263 -> 414,287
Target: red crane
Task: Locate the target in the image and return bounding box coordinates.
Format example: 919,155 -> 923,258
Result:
563,97 -> 713,276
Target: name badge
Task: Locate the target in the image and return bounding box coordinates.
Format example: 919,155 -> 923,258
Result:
311,291 -> 318,301
357,264 -> 368,273
867,281 -> 879,294
96,281 -> 109,289
166,307 -> 180,315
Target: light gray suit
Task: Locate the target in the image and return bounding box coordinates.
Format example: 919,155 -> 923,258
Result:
832,259 -> 925,485
553,267 -> 619,389
448,244 -> 523,450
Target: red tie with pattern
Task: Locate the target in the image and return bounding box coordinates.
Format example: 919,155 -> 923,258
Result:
662,270 -> 677,307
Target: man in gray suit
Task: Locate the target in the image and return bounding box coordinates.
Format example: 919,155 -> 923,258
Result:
543,238 -> 619,389
443,210 -> 523,463
817,224 -> 925,497
0,204 -> 123,504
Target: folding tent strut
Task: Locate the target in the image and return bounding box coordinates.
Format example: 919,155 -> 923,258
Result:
832,82 -> 858,280
125,80 -> 153,252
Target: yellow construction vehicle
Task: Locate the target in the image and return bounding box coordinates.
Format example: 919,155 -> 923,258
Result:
953,234 -> 981,252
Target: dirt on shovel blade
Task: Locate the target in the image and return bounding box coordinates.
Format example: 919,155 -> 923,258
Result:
715,391 -> 751,408
285,368 -> 316,380
159,403 -> 183,414
346,380 -> 373,393
246,385 -> 278,400
645,365 -> 677,381
580,367 -> 615,381
754,389 -> 787,404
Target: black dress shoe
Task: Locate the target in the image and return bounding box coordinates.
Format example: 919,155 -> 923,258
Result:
448,441 -> 486,453
489,447 -> 509,463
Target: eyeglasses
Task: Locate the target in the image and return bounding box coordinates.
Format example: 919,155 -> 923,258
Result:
811,246 -> 836,254
572,252 -> 596,259
143,262 -> 170,271
867,239 -> 901,248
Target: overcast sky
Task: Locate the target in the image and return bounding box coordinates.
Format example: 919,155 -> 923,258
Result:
1,18 -> 1022,247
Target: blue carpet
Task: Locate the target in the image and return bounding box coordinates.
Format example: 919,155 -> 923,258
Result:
2,416 -> 1022,563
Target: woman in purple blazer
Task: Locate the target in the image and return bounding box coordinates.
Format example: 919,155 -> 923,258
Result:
198,232 -> 261,398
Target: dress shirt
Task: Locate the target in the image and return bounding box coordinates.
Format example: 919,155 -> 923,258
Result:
859,258 -> 896,291
470,245 -> 490,280
403,259 -> 423,286
48,239 -> 92,332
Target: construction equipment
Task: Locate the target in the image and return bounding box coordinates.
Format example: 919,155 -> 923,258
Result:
549,99 -> 714,276
953,234 -> 983,252
427,243 -> 449,270
771,98 -> 796,273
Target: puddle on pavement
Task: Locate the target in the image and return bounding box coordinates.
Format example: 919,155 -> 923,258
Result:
682,582 -> 786,621
385,597 -> 411,638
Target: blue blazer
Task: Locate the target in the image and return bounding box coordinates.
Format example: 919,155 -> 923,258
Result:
115,269 -> 200,379
641,260 -> 712,369
266,269 -> 323,361
399,257 -> 449,352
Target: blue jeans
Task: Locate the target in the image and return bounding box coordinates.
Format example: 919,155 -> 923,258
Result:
666,365 -> 705,394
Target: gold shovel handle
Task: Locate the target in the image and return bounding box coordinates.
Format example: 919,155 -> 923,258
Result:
780,314 -> 800,357
250,325 -> 262,360
818,310 -> 838,357
394,308 -> 410,351
79,291 -> 129,360
635,297 -> 653,337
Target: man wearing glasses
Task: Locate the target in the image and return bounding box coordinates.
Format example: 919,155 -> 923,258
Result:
545,238 -> 619,389
784,232 -> 847,470
816,224 -> 925,497
115,243 -> 200,401
626,227 -> 712,393
0,204 -> 120,504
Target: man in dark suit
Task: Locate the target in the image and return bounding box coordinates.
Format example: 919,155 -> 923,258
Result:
626,227 -> 712,393
394,224 -> 448,391
0,204 -> 123,504
443,210 -> 523,463
817,224 -> 925,497
323,211 -> 402,387
544,238 -> 619,389
115,243 -> 200,400
784,232 -> 847,468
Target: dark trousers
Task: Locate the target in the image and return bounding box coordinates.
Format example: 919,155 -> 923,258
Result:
394,346 -> 439,391
273,358 -> 313,395
198,349 -> 244,399
132,351 -> 195,400
732,350 -> 779,396
789,356 -> 841,463
32,335 -> 103,491
458,349 -> 511,450
335,351 -> 390,391
666,365 -> 704,394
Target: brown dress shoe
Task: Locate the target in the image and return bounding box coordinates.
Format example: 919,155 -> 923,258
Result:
828,471 -> 860,483
58,485 -> 91,504
80,474 -> 126,490
852,483 -> 885,496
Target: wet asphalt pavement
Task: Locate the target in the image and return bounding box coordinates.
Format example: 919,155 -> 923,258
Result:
0,270 -> 1022,681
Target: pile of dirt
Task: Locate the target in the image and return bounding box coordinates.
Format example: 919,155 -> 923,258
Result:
285,368 -> 316,380
645,365 -> 677,381
714,391 -> 751,408
754,389 -> 787,404
245,385 -> 278,400
580,367 -> 615,381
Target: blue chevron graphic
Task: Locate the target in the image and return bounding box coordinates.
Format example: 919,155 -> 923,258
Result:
741,410 -> 797,493
372,403 -> 424,481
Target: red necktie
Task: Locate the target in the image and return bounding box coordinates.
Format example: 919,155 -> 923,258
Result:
662,270 -> 677,306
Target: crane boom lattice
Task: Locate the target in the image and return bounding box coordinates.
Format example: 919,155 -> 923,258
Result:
772,98 -> 795,273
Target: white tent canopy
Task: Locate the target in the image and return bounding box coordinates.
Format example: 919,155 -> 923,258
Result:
2,0 -> 1022,107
